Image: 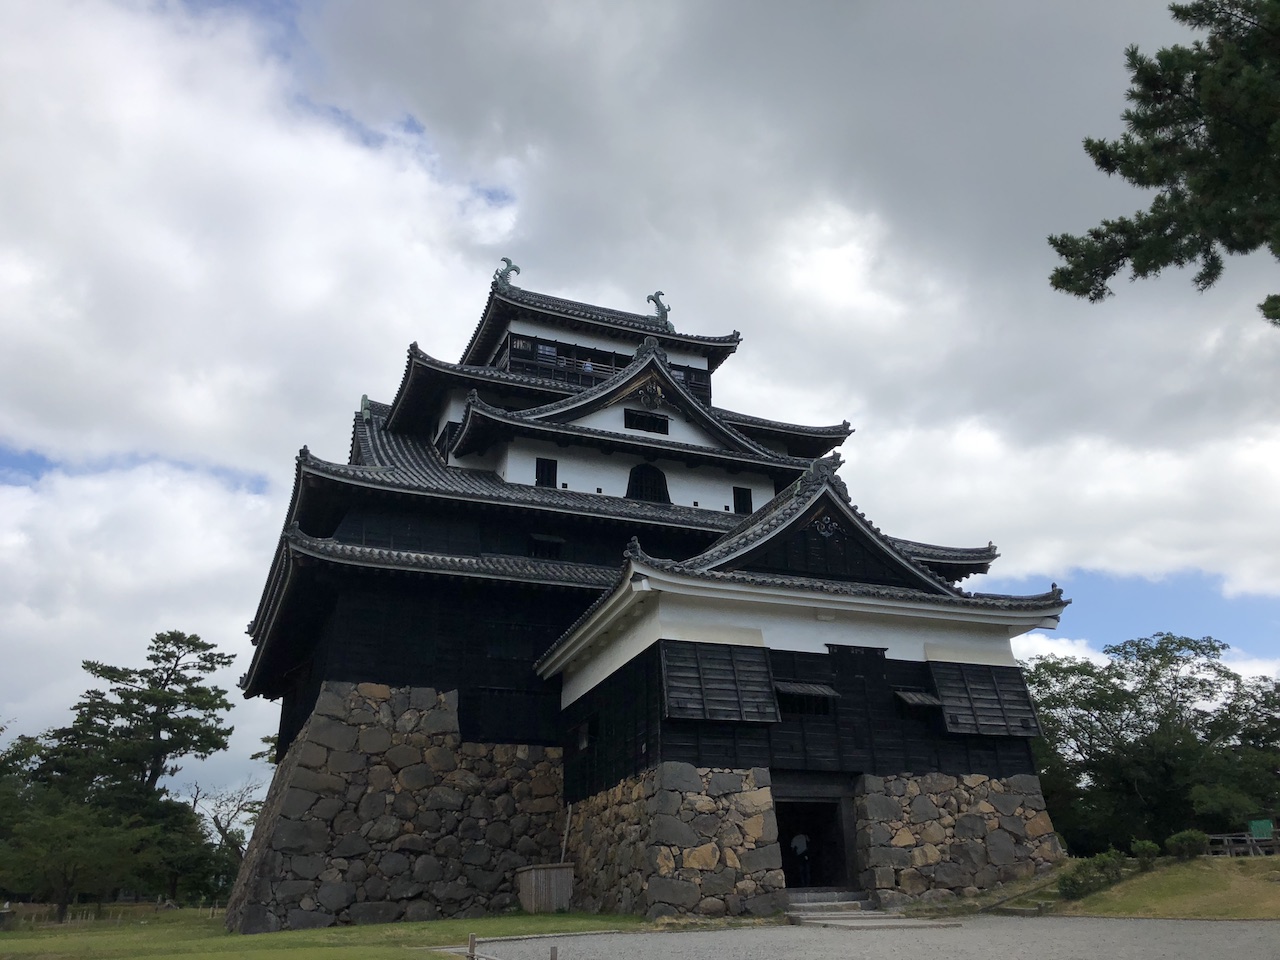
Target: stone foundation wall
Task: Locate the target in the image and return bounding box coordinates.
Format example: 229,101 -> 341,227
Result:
226,682 -> 563,933
854,772 -> 1063,909
566,762 -> 786,920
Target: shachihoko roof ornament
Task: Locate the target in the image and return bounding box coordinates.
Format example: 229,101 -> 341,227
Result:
646,291 -> 674,332
493,257 -> 521,289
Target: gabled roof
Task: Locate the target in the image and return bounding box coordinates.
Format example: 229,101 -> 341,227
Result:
535,456 -> 1068,677
450,336 -> 803,467
643,455 -> 963,596
450,395 -> 813,480
385,343 -> 576,433
460,278 -> 741,371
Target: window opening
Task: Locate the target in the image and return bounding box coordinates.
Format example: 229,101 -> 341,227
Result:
535,458 -> 558,488
624,409 -> 670,434
528,534 -> 564,560
626,463 -> 671,503
733,486 -> 753,514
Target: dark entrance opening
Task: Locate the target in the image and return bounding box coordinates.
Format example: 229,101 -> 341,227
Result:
775,800 -> 845,888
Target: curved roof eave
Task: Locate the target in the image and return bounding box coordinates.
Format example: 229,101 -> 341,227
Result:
450,397 -> 812,478
502,338 -> 780,457
295,445 -> 742,533
460,283 -> 742,371
385,343 -> 579,431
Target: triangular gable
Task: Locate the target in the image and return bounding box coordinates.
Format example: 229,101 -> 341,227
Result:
509,337 -> 772,457
687,458 -> 955,595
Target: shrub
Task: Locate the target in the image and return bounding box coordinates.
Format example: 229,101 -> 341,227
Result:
1057,849 -> 1133,900
1131,839 -> 1160,871
1093,848 -> 1127,883
1165,829 -> 1210,860
1057,861 -> 1106,900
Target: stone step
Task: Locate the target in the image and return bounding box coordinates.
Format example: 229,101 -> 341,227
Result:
786,888 -> 872,904
787,900 -> 873,914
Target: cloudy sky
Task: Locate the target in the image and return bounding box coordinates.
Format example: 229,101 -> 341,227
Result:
2,0 -> 1277,791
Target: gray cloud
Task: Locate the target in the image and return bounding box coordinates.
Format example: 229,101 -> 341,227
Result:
1,1 -> 1276,791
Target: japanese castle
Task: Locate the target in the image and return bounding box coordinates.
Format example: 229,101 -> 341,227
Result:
227,262 -> 1068,933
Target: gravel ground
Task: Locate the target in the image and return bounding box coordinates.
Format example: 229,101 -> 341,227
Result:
470,916 -> 1279,960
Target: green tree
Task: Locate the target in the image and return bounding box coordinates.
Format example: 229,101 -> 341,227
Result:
38,631 -> 235,804
0,790 -> 156,921
1025,633 -> 1280,853
1048,1 -> 1280,324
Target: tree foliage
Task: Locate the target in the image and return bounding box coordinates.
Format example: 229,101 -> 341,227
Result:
1026,632 -> 1280,854
0,791 -> 156,921
1048,1 -> 1280,324
0,631 -> 247,912
36,631 -> 235,804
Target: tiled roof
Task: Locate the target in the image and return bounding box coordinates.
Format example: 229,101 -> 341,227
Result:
451,398 -> 813,476
648,456 -> 982,597
454,337 -> 802,466
535,538 -> 1066,672
384,344 -> 578,433
889,537 -> 999,567
285,525 -> 618,588
712,407 -> 853,439
460,281 -> 741,370
629,540 -> 1065,609
317,408 -> 747,532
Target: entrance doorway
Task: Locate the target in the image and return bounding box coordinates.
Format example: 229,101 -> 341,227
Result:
775,800 -> 845,888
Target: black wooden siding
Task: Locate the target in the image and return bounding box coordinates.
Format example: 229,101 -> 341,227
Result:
562,646 -> 664,802
331,505 -> 713,568
929,662 -> 1041,737
275,574 -> 581,751
560,640 -> 1038,800
660,641 -> 779,722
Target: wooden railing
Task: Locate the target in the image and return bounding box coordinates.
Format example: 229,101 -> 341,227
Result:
1207,831 -> 1278,856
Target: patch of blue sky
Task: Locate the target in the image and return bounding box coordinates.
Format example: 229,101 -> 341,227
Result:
293,96 -> 389,150
180,0 -> 305,63
0,446 -> 56,484
981,568 -> 1280,666
0,444 -> 270,495
398,114 -> 426,137
473,185 -> 516,207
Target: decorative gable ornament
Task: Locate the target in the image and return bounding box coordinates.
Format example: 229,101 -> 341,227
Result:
634,381 -> 665,411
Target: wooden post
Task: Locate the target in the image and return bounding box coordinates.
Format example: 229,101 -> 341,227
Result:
550,946 -> 558,960
468,933 -> 477,960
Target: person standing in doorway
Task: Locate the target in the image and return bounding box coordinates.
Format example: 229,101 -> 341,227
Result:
790,831 -> 811,886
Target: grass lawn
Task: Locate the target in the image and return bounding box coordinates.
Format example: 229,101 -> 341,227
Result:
0,909 -> 651,960
1060,857 -> 1280,919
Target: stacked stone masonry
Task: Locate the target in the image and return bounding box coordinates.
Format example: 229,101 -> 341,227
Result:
225,682 -> 564,933
566,762 -> 786,920
855,772 -> 1063,910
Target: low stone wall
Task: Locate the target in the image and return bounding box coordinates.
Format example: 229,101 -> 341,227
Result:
567,762 -> 786,920
854,772 -> 1063,908
226,682 -> 563,933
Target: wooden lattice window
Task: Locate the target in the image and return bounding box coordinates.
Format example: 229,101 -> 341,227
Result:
624,409 -> 669,434
626,463 -> 670,504
535,458 -> 558,488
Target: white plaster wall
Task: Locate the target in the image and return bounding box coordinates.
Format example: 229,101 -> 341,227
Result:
509,318 -> 710,369
562,601 -> 665,706
573,405 -> 725,448
655,593 -> 1021,665
502,438 -> 774,510
560,589 -> 1021,706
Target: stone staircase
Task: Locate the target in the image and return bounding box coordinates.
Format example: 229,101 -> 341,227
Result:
785,889 -> 963,930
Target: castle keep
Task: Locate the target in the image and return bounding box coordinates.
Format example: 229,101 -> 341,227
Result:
227,264 -> 1067,932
